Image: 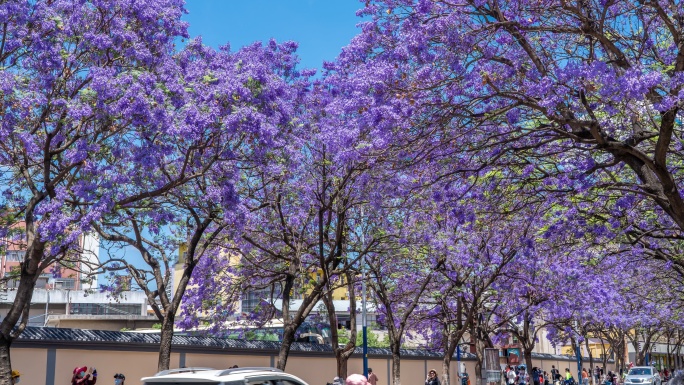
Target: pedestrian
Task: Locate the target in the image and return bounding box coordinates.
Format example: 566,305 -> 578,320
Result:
332,376 -> 343,385
72,367 -> 97,385
426,369 -> 441,385
564,369 -> 573,385
519,366 -> 529,385
594,366 -> 601,385
582,368 -> 589,385
508,367 -> 518,385
346,374 -> 368,385
367,368 -> 378,385
114,373 -> 125,385
544,371 -> 550,385
552,366 -> 560,385
533,367 -> 541,385
462,370 -> 470,385
10,370 -> 20,385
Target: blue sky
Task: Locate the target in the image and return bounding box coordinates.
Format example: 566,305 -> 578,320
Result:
182,0 -> 366,71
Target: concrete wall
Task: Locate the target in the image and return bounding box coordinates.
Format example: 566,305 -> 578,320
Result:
53,349 -> 179,385
11,348 -> 46,385
9,343 -> 599,385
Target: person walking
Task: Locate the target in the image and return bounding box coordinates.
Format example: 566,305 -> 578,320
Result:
10,370 -> 20,385
519,367 -> 530,385
582,368 -> 589,385
113,374 -> 125,385
533,367 -> 542,385
426,369 -> 441,385
367,368 -> 378,385
564,368 -> 574,385
508,367 -> 518,385
552,366 -> 561,385
72,367 -> 97,385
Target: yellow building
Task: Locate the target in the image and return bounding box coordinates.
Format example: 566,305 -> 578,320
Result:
561,338 -> 612,359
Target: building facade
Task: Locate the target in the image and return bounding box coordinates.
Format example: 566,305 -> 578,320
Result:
1,231 -> 101,291
0,288 -> 155,329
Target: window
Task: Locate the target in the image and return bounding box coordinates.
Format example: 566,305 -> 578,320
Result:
54,278 -> 76,289
248,380 -> 275,385
5,251 -> 22,262
276,379 -> 306,385
628,369 -> 652,376
241,287 -> 281,314
70,303 -> 142,316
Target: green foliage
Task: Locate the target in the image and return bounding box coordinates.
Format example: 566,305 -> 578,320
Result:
337,328 -> 390,348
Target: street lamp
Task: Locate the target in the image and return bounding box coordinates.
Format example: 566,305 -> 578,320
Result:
361,208 -> 368,378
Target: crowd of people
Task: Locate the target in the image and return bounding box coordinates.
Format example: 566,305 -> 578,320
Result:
502,365 -> 630,385
335,367 -> 464,385
335,363 -> 684,385
501,363 -> 684,385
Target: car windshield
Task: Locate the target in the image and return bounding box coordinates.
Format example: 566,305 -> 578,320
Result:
628,369 -> 652,376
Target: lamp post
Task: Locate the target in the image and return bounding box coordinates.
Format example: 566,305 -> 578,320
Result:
575,322 -> 582,385
362,257 -> 368,378
361,208 -> 368,378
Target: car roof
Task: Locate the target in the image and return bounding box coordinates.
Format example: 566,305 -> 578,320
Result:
141,367 -> 309,384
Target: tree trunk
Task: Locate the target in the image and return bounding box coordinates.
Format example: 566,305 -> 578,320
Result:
0,250 -> 41,385
524,347 -> 533,377
0,336 -> 13,385
277,325 -> 297,370
586,339 -> 594,385
443,352 -> 453,385
336,350 -> 350,380
323,273 -> 357,378
157,311 -> 176,372
391,342 -> 401,385
475,339 -> 486,385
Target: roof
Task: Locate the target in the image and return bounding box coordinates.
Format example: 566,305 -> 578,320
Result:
15,326 -> 470,358
14,326 -> 611,363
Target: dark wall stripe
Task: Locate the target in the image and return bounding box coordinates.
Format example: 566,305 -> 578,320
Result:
424,360 -> 428,381
387,358 -> 390,385
270,355 -> 275,367
180,352 -> 186,368
46,348 -> 56,385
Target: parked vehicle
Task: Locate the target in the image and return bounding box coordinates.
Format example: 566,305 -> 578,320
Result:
624,367 -> 661,385
142,367 -> 310,385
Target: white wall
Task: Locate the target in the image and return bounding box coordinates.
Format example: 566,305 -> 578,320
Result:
80,232 -> 100,290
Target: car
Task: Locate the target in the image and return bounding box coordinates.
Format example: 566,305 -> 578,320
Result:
624,367 -> 661,385
141,366 -> 311,385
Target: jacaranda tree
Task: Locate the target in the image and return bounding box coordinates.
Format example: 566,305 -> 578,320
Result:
93,37 -> 310,371
0,0 -> 199,382
340,0 -> 684,279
